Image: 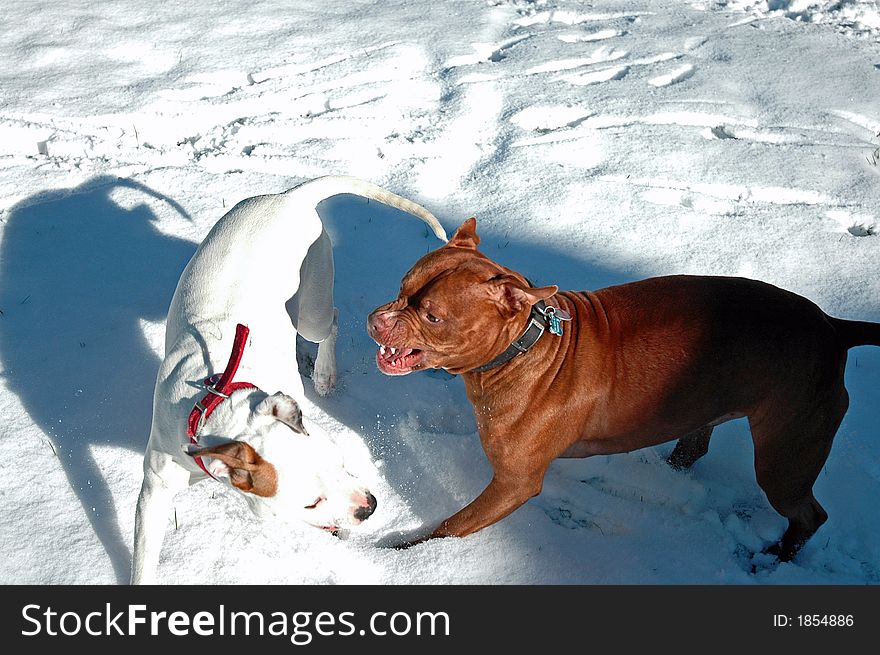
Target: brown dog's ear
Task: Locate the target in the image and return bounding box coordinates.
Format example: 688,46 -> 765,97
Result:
487,275 -> 558,317
188,441 -> 278,497
255,392 -> 308,435
446,217 -> 480,250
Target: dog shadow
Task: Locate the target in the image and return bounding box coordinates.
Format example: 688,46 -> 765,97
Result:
0,177 -> 197,583
306,195 -> 633,545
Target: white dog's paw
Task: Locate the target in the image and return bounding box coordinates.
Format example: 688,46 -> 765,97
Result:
312,367 -> 337,396
312,311 -> 338,396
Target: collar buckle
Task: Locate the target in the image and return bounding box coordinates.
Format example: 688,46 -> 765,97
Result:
200,374 -> 231,399
512,317 -> 545,352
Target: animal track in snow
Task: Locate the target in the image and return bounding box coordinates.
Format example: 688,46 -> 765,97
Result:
556,110 -> 755,133
157,42 -> 404,103
640,186 -> 734,215
701,123 -> 862,148
524,45 -> 629,75
832,110 -> 880,142
827,210 -> 877,237
561,65 -> 630,86
507,110 -> 758,151
706,124 -> 737,140
602,175 -> 832,207
444,34 -> 532,68
555,53 -> 679,87
557,28 -> 626,43
648,63 -> 696,87
514,9 -> 649,27
157,71 -> 252,102
631,52 -> 684,66
510,105 -> 593,133
248,41 -> 401,83
848,224 -> 877,237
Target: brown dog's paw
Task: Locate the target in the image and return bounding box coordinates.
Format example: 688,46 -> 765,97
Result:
375,529 -> 432,550
392,539 -> 424,550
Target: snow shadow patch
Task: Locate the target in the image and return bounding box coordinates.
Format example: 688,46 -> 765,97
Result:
0,177 -> 196,583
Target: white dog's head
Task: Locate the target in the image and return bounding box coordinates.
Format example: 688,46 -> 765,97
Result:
188,390 -> 376,532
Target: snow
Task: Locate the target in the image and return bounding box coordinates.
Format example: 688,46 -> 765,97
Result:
0,0 -> 878,585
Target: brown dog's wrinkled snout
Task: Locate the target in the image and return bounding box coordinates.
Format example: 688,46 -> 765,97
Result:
369,305 -> 431,376
367,309 -> 397,343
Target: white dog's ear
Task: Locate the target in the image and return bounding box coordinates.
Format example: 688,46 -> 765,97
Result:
256,392 -> 308,435
188,441 -> 278,497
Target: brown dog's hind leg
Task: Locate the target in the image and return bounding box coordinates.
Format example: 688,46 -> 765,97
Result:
764,493 -> 829,562
667,425 -> 713,470
749,385 -> 849,562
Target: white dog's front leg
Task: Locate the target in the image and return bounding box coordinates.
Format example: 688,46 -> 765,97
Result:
131,462 -> 188,585
312,308 -> 339,396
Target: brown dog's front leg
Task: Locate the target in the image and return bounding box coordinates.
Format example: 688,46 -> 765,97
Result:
430,471 -> 545,539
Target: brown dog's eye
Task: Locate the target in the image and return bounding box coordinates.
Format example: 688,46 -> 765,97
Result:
426,313 -> 441,323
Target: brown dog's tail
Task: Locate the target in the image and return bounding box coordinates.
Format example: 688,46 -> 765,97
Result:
831,317 -> 880,349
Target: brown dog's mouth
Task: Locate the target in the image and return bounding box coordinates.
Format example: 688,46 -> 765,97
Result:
375,344 -> 427,375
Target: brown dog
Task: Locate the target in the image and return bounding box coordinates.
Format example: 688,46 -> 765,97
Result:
368,218 -> 880,561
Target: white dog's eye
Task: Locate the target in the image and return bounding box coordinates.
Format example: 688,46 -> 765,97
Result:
305,496 -> 325,509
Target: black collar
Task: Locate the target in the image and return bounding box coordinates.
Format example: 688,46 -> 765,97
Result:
469,301 -> 556,374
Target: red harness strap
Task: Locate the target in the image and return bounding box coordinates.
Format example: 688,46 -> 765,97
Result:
186,323 -> 257,478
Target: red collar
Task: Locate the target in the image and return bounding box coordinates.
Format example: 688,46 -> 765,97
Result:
187,323 -> 257,477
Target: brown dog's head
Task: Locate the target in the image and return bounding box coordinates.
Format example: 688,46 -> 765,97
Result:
367,218 -> 557,375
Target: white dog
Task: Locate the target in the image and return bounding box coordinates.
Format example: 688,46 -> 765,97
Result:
131,176 -> 447,584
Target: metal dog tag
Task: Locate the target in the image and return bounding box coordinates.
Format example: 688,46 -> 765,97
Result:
543,306 -> 571,336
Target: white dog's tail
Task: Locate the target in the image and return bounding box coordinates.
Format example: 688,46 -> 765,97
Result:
286,175 -> 448,242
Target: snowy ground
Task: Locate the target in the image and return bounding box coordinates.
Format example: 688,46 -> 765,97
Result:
1,0 -> 878,585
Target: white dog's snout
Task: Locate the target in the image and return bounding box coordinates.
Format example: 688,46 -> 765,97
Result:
352,491 -> 377,522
